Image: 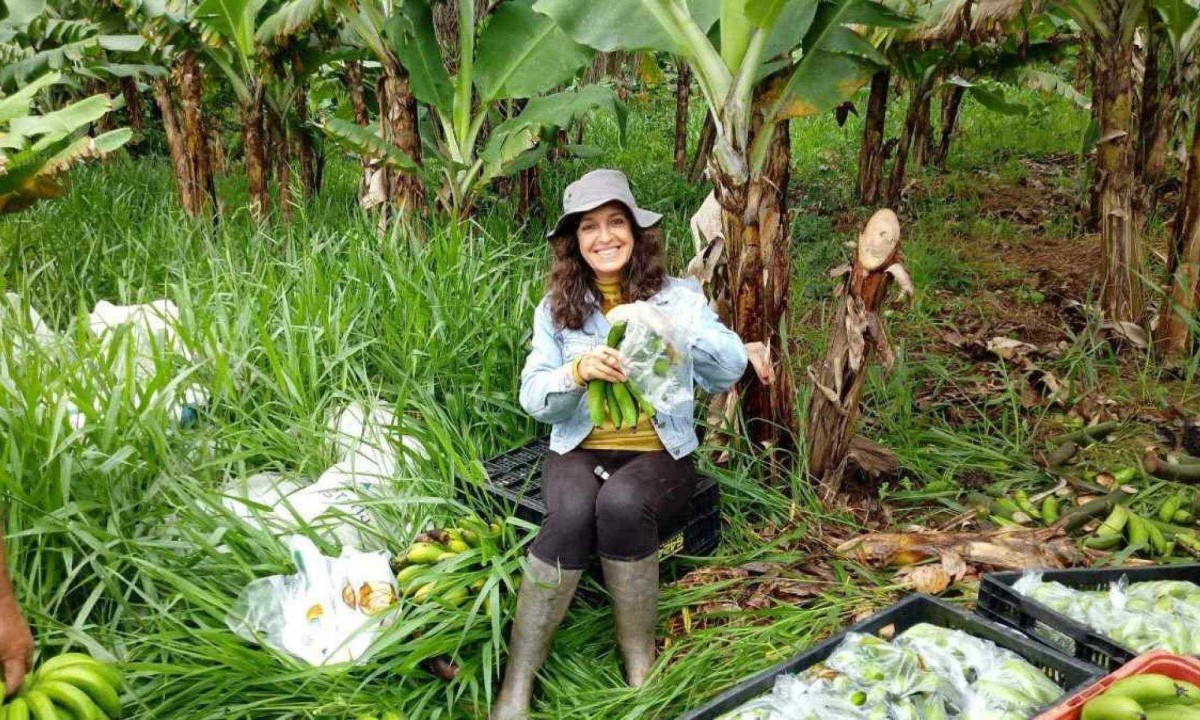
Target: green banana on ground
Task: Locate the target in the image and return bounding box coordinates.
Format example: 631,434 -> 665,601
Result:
1042,496 -> 1060,524
1127,513 -> 1150,550
1160,495 -> 1183,524
1147,522 -> 1170,556
1014,490 -> 1041,520
1098,505 -> 1130,537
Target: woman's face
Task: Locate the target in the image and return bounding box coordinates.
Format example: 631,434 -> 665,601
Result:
576,202 -> 634,282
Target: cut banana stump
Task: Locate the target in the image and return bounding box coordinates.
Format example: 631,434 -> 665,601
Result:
2,653 -> 122,720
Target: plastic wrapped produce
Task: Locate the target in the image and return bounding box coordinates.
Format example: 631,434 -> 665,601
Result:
716,624 -> 1061,720
1013,573 -> 1200,654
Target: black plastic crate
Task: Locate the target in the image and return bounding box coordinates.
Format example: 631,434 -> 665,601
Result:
465,437 -> 721,560
677,594 -> 1101,720
978,564 -> 1200,672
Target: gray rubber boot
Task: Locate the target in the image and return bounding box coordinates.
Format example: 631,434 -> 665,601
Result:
600,554 -> 659,687
490,554 -> 582,720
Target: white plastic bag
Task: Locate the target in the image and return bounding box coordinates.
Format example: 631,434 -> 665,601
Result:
220,401 -> 424,550
225,535 -> 398,666
1,292 -> 58,360
87,299 -> 192,380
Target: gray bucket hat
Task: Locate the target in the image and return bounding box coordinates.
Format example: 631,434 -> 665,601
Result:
546,169 -> 663,238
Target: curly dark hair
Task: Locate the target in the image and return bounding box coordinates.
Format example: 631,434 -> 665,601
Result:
546,202 -> 668,331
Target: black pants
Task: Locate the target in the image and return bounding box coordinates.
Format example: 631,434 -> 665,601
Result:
530,449 -> 698,570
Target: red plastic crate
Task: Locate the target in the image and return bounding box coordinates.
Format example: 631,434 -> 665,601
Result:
1034,651 -> 1200,720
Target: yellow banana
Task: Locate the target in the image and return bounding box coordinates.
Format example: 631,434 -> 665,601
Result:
1082,695 -> 1146,720
1107,673 -> 1200,705
413,582 -> 436,603
1146,708 -> 1200,720
0,701 -> 9,720
22,690 -> 60,720
404,543 -> 444,565
33,655 -> 98,679
35,666 -> 119,718
38,659 -> 119,695
38,680 -> 102,720
7,697 -> 30,720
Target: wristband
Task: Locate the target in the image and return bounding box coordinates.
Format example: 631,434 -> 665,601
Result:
570,356 -> 585,387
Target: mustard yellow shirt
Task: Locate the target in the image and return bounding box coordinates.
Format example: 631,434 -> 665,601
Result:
571,280 -> 665,452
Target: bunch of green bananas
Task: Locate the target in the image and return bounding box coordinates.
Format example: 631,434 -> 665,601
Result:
1084,505 -> 1176,558
393,520 -> 500,608
1,653 -> 121,720
1082,673 -> 1200,719
586,321 -> 658,431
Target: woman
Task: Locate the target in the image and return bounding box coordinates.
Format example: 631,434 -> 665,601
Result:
491,169 -> 747,720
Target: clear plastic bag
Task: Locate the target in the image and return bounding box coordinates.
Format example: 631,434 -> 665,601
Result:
1013,571 -> 1200,655
716,623 -> 1062,720
607,300 -> 699,416
225,535 -> 399,666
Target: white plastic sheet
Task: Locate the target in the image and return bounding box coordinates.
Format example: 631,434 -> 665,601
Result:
225,535 -> 398,666
220,400 -> 426,550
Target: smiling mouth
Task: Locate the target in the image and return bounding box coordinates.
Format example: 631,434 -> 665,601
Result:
595,247 -> 622,258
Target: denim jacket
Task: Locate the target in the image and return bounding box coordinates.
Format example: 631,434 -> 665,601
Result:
519,276 -> 748,459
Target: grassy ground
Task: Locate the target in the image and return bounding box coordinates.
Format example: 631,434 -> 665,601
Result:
2,76 -> 1198,719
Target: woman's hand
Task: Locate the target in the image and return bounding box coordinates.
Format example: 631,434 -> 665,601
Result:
576,346 -> 627,383
0,592 -> 32,697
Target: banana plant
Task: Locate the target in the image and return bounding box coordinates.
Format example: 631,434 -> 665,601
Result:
1153,0 -> 1200,359
263,0 -> 620,218
1052,0 -> 1148,326
0,0 -> 159,91
0,72 -> 131,213
533,0 -> 912,456
192,0 -> 277,218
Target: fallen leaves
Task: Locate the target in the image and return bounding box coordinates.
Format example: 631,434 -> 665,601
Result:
836,526 -> 1083,574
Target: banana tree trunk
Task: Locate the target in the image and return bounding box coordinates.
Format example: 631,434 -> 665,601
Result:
932,85 -> 964,169
1157,109 -> 1200,361
180,51 -> 217,216
688,113 -> 716,184
120,77 -> 144,141
242,87 -> 270,220
152,77 -> 195,216
1074,42 -> 1091,94
887,83 -> 926,205
379,65 -> 425,216
294,90 -> 318,198
345,60 -> 374,203
268,104 -> 292,221
807,210 -> 908,501
911,91 -> 933,169
1091,12 -> 1145,326
518,165 -> 540,218
857,70 -> 890,206
674,59 -> 691,174
709,106 -> 794,455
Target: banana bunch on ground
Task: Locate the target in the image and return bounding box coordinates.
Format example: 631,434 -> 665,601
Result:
1082,673 -> 1200,720
393,520 -> 501,609
1,653 -> 121,720
585,321 -> 659,431
973,467 -> 1200,560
